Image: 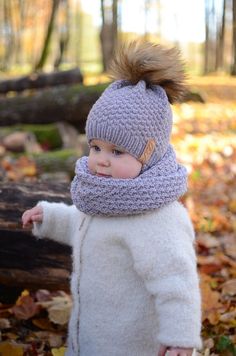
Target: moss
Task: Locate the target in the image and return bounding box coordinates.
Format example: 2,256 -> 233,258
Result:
60,82 -> 109,102
0,124 -> 62,149
24,124 -> 62,149
83,82 -> 109,93
32,148 -> 79,174
33,148 -> 76,160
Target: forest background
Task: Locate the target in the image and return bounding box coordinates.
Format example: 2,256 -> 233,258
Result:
0,1 -> 236,356
0,0 -> 236,76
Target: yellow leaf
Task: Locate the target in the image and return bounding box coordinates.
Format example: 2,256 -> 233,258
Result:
51,347 -> 67,356
21,165 -> 37,177
0,342 -> 24,356
228,199 -> 236,213
15,290 -> 29,306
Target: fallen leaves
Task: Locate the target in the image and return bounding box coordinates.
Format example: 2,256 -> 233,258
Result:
0,76 -> 236,355
1,155 -> 37,181
173,80 -> 236,355
11,290 -> 40,320
0,341 -> 24,356
37,291 -> 72,326
0,289 -> 70,355
221,279 -> 236,297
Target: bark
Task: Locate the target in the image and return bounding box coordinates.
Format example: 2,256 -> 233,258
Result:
215,0 -> 226,71
0,83 -> 108,131
204,0 -> 210,74
112,0 -> 118,47
0,182 -> 72,291
231,0 -> 236,75
54,0 -> 70,69
204,0 -> 217,74
100,0 -> 118,72
0,68 -> 83,94
34,0 -> 61,71
0,83 -> 204,129
2,0 -> 15,70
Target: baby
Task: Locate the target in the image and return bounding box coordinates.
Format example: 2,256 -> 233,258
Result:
22,41 -> 202,356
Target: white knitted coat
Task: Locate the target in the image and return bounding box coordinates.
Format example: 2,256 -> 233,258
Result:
33,201 -> 202,356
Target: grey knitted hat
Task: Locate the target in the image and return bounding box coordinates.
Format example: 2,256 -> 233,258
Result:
86,41 -> 186,169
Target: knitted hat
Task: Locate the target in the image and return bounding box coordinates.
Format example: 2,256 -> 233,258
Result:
86,41 -> 186,169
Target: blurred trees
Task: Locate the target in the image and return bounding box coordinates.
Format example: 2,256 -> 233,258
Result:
34,0 -> 61,71
100,0 -> 118,71
204,0 -> 236,74
232,0 -> 236,74
0,0 -> 236,75
34,0 -> 70,71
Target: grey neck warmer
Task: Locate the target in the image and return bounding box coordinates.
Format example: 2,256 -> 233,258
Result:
71,145 -> 187,216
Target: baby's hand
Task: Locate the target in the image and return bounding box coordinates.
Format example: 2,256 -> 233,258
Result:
22,205 -> 43,228
158,344 -> 194,356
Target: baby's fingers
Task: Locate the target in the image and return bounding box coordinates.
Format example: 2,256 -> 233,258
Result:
22,208 -> 42,227
22,211 -> 32,227
31,213 -> 43,223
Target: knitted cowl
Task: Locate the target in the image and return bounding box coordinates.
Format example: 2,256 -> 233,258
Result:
70,145 -> 187,216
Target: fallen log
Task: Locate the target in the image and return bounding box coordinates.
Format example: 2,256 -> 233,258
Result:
0,82 -> 205,130
0,83 -> 108,131
0,182 -> 72,294
0,68 -> 83,94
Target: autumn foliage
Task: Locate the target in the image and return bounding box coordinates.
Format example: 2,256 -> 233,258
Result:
0,76 -> 236,355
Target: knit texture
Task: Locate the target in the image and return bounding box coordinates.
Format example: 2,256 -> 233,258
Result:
32,201 -> 202,356
71,145 -> 187,216
86,80 -> 172,169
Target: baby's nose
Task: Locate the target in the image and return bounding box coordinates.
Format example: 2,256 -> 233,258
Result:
97,154 -> 110,167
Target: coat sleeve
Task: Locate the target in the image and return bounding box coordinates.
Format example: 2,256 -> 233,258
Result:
127,203 -> 202,349
32,201 -> 81,246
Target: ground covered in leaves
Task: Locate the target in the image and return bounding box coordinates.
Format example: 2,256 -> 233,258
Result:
0,76 -> 236,355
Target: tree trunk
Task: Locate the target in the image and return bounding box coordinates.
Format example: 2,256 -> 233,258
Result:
204,0 -> 210,74
215,0 -> 226,71
231,0 -> 236,75
54,0 -> 70,69
0,182 -> 72,292
0,68 -> 83,94
204,0 -> 217,74
0,83 -> 107,131
34,0 -> 61,71
112,0 -> 118,48
2,0 -> 15,70
100,0 -> 118,72
15,0 -> 28,66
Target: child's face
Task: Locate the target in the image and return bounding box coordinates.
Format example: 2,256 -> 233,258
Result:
88,139 -> 142,179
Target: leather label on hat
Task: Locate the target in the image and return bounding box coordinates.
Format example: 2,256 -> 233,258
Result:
139,139 -> 156,164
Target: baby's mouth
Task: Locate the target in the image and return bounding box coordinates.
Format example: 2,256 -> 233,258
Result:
96,172 -> 111,178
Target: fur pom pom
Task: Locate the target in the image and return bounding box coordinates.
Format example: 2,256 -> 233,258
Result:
109,41 -> 187,103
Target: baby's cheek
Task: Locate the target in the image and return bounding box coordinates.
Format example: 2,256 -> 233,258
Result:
88,157 -> 95,174
114,161 -> 141,179
127,160 -> 142,178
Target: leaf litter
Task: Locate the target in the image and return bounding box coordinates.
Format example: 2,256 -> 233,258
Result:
0,76 -> 236,355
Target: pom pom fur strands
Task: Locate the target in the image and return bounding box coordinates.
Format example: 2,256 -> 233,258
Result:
109,41 -> 187,103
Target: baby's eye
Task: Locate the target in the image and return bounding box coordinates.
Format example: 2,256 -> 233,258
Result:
91,145 -> 100,152
113,149 -> 123,156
